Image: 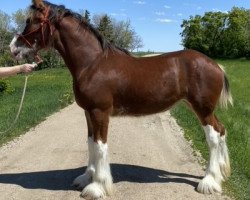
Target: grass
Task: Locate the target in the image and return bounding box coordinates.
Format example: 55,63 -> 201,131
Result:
170,59 -> 250,200
0,68 -> 74,146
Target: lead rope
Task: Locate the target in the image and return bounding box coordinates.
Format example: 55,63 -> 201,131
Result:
0,75 -> 28,134
0,63 -> 38,134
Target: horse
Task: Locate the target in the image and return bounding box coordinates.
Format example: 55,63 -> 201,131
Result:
10,0 -> 233,199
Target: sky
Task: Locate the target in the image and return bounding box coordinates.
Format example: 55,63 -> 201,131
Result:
2,0 -> 250,52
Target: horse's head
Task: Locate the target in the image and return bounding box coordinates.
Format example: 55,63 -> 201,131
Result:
10,0 -> 53,61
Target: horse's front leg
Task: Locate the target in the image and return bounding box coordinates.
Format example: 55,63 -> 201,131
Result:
81,108 -> 113,199
73,111 -> 95,190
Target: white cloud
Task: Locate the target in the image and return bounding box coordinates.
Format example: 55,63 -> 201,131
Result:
155,11 -> 165,16
134,1 -> 146,5
110,13 -> 118,16
156,18 -> 173,23
212,8 -> 228,13
110,13 -> 127,17
164,5 -> 171,9
177,13 -> 183,16
197,6 -> 202,10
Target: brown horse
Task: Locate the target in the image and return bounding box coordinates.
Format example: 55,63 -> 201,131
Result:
10,0 -> 233,199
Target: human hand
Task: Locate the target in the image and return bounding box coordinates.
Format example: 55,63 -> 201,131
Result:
19,63 -> 37,73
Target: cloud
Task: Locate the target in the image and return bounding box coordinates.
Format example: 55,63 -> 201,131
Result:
133,1 -> 146,5
110,13 -> 127,17
164,5 -> 171,9
156,18 -> 173,23
177,13 -> 183,16
212,8 -> 228,13
155,11 -> 165,16
197,6 -> 202,10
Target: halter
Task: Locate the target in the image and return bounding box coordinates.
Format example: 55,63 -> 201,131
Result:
16,6 -> 53,63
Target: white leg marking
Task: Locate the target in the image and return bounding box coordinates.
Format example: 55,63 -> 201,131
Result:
81,140 -> 113,199
197,125 -> 223,194
218,134 -> 231,180
73,137 -> 95,189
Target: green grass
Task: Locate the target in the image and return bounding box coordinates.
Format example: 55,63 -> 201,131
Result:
171,59 -> 250,200
0,68 -> 74,146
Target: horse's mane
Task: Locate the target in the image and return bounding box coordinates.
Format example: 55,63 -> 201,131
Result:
30,1 -> 130,55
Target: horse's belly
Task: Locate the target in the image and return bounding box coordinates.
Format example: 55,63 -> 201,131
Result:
112,95 -> 178,116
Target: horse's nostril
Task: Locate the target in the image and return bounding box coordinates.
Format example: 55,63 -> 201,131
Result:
13,51 -> 19,57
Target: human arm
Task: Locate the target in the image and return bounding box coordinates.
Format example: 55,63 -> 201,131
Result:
0,63 -> 37,78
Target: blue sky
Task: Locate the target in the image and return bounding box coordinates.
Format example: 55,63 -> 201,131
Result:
2,0 -> 250,52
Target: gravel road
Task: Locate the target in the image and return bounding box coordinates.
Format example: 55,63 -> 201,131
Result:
0,103 -> 230,200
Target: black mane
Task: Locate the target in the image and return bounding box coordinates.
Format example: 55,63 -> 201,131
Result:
32,1 -> 130,55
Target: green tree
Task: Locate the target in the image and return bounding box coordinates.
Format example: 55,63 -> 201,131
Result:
83,10 -> 91,23
0,11 -> 12,54
201,12 -> 228,57
97,14 -> 115,43
12,9 -> 27,33
181,15 -> 205,53
224,7 -> 250,57
113,20 -> 143,51
181,7 -> 250,58
93,14 -> 143,51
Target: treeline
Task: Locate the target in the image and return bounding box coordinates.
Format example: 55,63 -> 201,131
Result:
181,7 -> 250,58
0,9 -> 143,68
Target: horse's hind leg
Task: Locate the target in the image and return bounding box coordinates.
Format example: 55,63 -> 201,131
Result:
73,111 -> 95,189
195,112 -> 231,194
81,108 -> 113,199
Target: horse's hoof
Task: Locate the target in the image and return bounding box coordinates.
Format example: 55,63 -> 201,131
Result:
72,174 -> 91,190
197,175 -> 222,194
81,182 -> 106,200
81,182 -> 105,200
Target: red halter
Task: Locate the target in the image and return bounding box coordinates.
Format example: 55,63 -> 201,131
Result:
16,6 -> 52,63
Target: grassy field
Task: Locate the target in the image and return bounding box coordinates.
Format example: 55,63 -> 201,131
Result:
171,59 -> 250,200
0,68 -> 74,146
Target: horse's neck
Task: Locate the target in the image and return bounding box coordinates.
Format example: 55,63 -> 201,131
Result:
53,18 -> 102,79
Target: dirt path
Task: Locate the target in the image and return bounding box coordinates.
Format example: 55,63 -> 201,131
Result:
0,103 -> 230,200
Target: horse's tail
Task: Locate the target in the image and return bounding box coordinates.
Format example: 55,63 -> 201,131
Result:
218,64 -> 233,108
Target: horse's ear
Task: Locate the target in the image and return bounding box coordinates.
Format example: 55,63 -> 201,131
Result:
32,0 -> 45,10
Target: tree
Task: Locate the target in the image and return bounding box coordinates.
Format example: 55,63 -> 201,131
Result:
201,12 -> 228,57
130,35 -> 144,52
83,10 -> 91,23
181,15 -> 205,53
80,9 -> 91,23
97,14 -> 115,43
224,7 -> 250,57
0,10 -> 11,31
12,9 -> 27,33
0,11 -> 12,57
93,14 -> 143,51
181,7 -> 250,58
113,20 -> 143,51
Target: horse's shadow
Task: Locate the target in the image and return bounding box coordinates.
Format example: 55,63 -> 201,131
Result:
0,164 -> 202,191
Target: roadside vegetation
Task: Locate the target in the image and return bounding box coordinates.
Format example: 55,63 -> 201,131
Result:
171,59 -> 250,200
0,68 -> 74,146
181,7 -> 250,59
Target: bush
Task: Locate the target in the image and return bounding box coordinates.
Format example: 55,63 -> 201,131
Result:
0,52 -> 15,66
0,80 -> 15,94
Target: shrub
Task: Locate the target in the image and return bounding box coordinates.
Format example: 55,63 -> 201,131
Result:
0,80 -> 15,94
